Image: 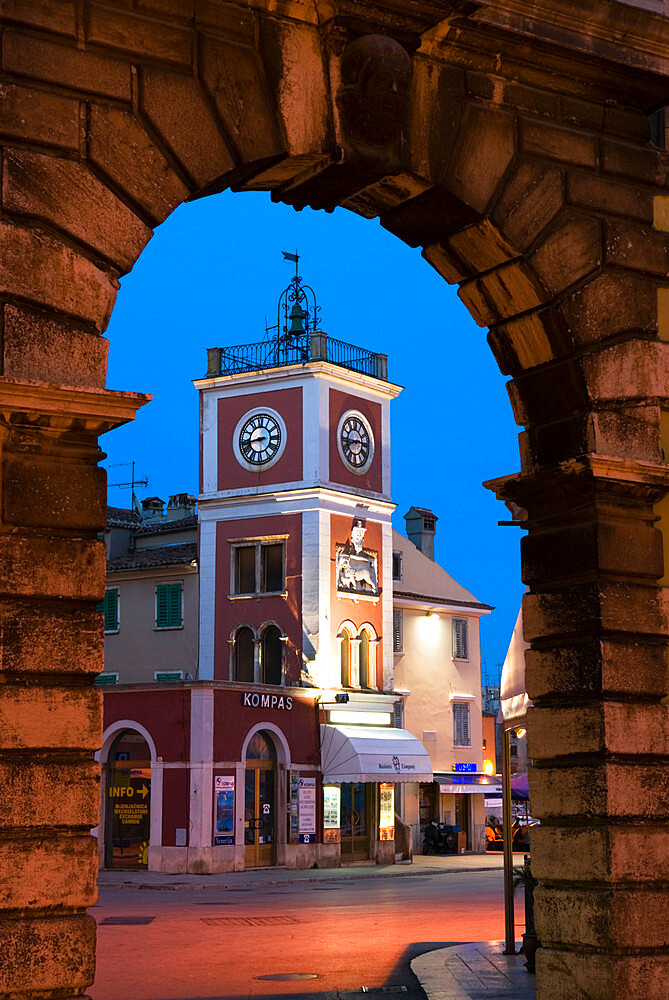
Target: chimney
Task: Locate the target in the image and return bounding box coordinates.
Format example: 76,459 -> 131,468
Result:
404,506 -> 438,561
140,496 -> 165,522
167,494 -> 197,519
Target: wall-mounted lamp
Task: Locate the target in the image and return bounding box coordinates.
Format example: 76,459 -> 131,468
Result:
334,692 -> 349,704
515,728 -> 526,739
483,759 -> 495,775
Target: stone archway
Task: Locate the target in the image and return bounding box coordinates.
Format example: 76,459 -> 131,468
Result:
1,3 -> 668,999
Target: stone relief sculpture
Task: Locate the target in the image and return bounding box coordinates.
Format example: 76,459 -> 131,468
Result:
336,517 -> 379,595
336,34 -> 413,173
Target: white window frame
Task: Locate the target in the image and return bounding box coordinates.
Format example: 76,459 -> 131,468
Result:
453,701 -> 471,748
452,617 -> 469,660
229,536 -> 288,598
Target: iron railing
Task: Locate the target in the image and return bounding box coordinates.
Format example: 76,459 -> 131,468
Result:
206,332 -> 388,381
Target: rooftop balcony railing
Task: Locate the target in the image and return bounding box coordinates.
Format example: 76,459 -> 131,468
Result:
205,332 -> 388,382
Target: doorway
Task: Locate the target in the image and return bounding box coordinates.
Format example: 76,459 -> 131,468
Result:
104,730 -> 151,870
340,782 -> 371,861
455,795 -> 471,851
244,731 -> 277,867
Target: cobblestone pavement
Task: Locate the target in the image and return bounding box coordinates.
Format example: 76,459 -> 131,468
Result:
411,941 -> 536,1000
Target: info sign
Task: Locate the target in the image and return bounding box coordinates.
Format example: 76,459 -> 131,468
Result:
214,775 -> 235,846
298,776 -> 316,844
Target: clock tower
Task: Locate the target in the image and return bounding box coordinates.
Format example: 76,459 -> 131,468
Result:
195,259 -> 402,698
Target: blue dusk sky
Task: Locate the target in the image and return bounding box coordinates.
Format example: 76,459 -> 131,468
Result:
101,189 -> 523,681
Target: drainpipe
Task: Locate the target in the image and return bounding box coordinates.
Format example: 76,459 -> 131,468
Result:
502,725 -> 516,955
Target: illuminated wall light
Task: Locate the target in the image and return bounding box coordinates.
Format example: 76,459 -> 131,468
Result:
483,759 -> 495,775
515,728 -> 527,739
329,710 -> 392,726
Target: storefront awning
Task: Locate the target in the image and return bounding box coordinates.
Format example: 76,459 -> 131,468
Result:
320,724 -> 433,784
500,606 -> 531,730
435,773 -> 502,795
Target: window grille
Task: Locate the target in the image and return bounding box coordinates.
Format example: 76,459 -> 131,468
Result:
393,609 -> 403,652
156,583 -> 182,629
453,702 -> 471,747
452,617 -> 468,659
97,588 -> 119,632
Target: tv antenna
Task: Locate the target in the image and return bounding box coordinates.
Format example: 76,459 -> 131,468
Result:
107,461 -> 148,511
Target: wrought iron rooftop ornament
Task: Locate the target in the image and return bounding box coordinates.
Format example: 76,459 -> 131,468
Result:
270,249 -> 321,346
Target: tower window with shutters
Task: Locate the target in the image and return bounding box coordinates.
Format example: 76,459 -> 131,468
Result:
452,617 -> 468,660
453,702 -> 471,747
155,582 -> 183,629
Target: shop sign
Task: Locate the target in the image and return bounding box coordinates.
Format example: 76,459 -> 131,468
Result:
454,762 -> 477,773
298,777 -> 316,844
242,692 -> 293,710
379,782 -> 395,841
377,755 -> 415,775
214,775 -> 234,846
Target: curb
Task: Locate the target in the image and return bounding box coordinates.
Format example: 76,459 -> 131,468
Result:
98,864 -> 503,892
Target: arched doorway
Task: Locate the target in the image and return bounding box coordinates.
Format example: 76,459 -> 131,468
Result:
104,730 -> 152,870
244,730 -> 277,868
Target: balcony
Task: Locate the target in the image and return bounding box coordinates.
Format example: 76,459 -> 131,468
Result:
205,332 -> 388,382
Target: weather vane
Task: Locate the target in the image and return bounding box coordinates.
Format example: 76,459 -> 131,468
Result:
268,250 -> 320,342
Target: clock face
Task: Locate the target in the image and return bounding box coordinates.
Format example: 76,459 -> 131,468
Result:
238,412 -> 282,466
338,411 -> 374,473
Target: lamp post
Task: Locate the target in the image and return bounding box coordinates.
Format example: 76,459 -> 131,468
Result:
502,725 -> 516,955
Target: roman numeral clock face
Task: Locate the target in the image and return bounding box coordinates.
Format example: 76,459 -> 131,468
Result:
234,409 -> 287,471
337,410 -> 374,474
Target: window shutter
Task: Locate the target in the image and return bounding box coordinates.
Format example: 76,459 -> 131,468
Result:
103,589 -> 118,632
453,702 -> 471,746
393,609 -> 403,652
392,551 -> 403,582
156,584 -> 182,628
452,618 -> 468,659
393,700 -> 404,728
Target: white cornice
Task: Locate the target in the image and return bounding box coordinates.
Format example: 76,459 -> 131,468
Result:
198,485 -> 396,517
194,360 -> 403,401
393,596 -> 492,616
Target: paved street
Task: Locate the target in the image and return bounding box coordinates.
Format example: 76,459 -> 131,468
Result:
90,867 -> 525,1000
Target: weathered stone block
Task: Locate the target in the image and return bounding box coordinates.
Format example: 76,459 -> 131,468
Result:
0,222 -> 117,331
3,304 -> 109,388
476,260 -> 545,320
3,456 -> 106,531
141,67 -> 235,188
532,214 -> 602,294
508,357 -> 588,423
535,885 -> 669,951
88,104 -> 190,226
525,640 -> 668,701
0,599 -> 103,676
0,685 -> 101,751
0,82 -> 79,151
448,219 -> 516,275
199,34 -> 284,164
382,185 -> 478,248
457,279 -> 495,327
532,825 -> 669,884
520,119 -> 596,168
0,761 -> 99,829
3,149 -> 152,274
492,161 -> 564,251
0,536 -> 105,601
567,173 -> 653,223
522,583 -> 666,642
527,702 -> 669,760
85,3 -> 191,66
530,763 -> 669,821
537,949 -> 669,1000
0,915 -> 96,994
0,0 -> 76,35
602,137 -> 663,186
587,406 -> 663,463
562,272 -> 659,347
421,241 -> 466,284
582,341 -> 669,403
605,220 -> 669,276
0,836 -> 98,910
2,30 -> 132,101
448,105 -> 515,213
408,60 -> 466,185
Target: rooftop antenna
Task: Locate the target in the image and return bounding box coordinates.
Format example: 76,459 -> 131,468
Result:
107,461 -> 148,512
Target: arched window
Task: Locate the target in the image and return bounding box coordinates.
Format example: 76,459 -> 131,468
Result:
246,730 -> 277,760
359,629 -> 370,688
340,628 -> 351,687
261,625 -> 283,685
234,627 -> 255,683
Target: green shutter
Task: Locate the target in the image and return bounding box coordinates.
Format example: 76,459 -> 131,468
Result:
156,583 -> 182,628
102,589 -> 118,632
95,673 -> 118,686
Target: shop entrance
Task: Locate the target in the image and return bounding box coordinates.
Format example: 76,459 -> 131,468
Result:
104,730 -> 151,870
244,731 -> 277,868
340,782 -> 371,861
455,794 -> 471,851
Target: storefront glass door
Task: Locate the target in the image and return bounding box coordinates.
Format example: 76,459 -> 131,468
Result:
340,782 -> 370,861
244,731 -> 277,868
105,730 -> 151,870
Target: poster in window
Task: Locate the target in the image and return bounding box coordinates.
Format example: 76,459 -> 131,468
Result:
290,771 -> 300,836
214,775 -> 234,846
379,782 -> 395,841
298,776 -> 316,844
323,785 -> 340,828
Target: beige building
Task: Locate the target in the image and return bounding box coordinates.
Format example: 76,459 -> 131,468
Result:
99,496 -> 199,686
392,509 -> 494,854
